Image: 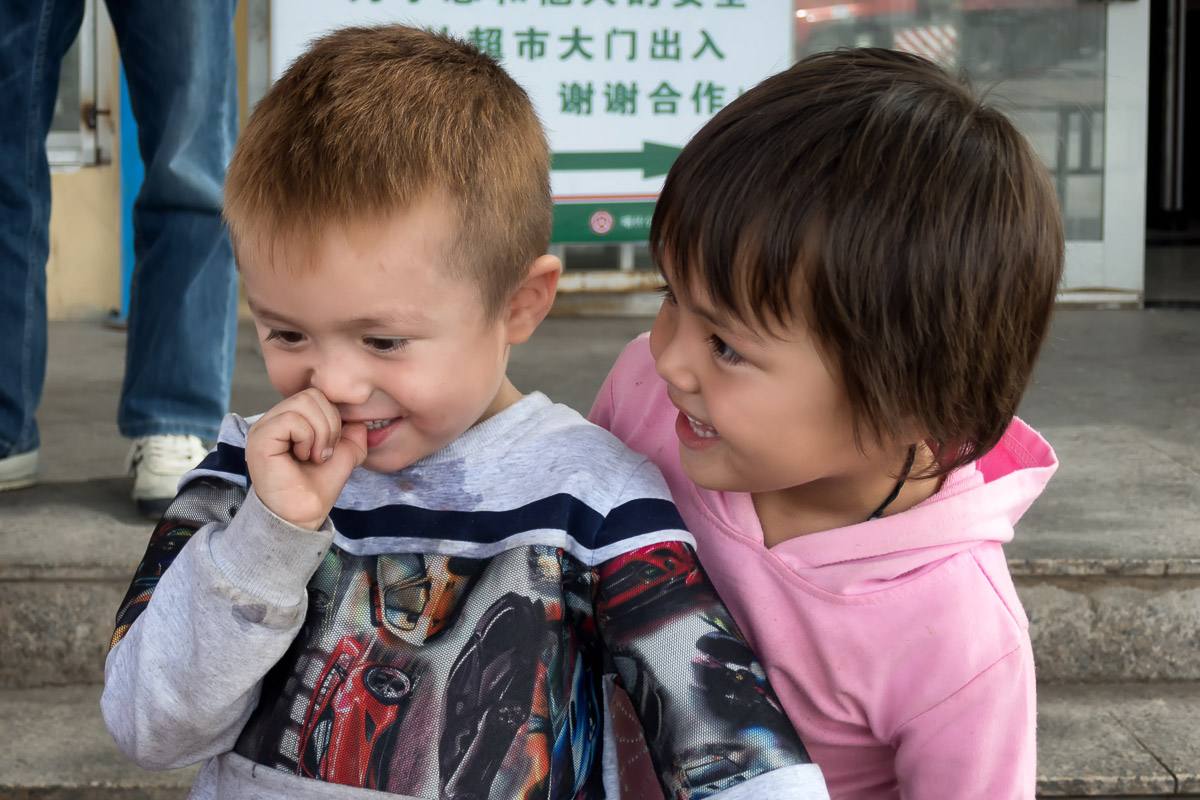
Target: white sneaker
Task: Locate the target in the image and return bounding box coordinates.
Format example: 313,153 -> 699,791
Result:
127,434 -> 210,518
0,448 -> 39,491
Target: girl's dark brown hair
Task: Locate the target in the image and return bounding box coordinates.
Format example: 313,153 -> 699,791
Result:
652,48 -> 1064,476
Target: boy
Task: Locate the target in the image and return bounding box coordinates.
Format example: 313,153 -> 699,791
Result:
100,25 -> 829,800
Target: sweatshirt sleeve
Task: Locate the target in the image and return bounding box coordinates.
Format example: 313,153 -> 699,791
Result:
592,461 -> 829,800
100,444 -> 335,770
893,638 -> 1037,799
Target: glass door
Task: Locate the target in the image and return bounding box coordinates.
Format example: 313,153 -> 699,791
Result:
793,0 -> 1150,301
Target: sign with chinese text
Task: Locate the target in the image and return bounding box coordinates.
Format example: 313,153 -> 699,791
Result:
270,0 -> 792,241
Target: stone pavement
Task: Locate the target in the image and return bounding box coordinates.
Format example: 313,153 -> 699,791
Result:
2,308 -> 1199,797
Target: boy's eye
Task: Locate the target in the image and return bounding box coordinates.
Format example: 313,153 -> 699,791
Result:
265,329 -> 304,345
364,337 -> 408,354
707,334 -> 744,365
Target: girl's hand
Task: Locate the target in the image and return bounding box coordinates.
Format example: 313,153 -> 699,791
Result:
245,388 -> 368,530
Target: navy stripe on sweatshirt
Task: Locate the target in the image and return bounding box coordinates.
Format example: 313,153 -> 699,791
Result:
329,495 -> 683,550
189,443 -> 686,551
193,442 -> 250,483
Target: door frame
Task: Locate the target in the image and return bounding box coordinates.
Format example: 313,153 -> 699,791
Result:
1060,0 -> 1149,304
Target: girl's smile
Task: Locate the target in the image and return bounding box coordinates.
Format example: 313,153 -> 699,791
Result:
674,409 -> 721,450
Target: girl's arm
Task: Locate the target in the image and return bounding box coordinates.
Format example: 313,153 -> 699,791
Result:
893,638 -> 1036,799
591,462 -> 829,800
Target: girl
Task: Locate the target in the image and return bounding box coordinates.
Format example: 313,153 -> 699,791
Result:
591,48 -> 1061,799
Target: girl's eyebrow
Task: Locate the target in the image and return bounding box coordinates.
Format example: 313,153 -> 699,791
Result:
691,300 -> 728,330
687,292 -> 766,346
661,268 -> 765,344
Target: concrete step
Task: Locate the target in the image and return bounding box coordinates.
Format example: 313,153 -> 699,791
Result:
0,479 -> 146,690
4,498 -> 1199,688
1,683 -> 1197,798
0,317 -> 656,692
1013,565 -> 1200,682
3,313 -> 1199,686
0,685 -> 198,800
1006,422 -> 1200,682
1,487 -> 1198,689
1036,683 -> 1200,797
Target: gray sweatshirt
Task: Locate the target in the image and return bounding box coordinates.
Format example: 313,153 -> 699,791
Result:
102,393 -> 829,799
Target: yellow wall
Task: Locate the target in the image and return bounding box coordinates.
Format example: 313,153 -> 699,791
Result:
45,3 -> 250,321
46,166 -> 122,320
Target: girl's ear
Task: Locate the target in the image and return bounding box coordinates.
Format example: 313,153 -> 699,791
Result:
504,254 -> 562,345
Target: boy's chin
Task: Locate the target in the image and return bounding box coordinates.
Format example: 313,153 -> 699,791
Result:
359,451 -> 418,475
359,437 -> 455,474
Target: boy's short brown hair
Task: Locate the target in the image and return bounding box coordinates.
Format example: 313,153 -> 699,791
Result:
223,25 -> 552,320
652,48 -> 1064,476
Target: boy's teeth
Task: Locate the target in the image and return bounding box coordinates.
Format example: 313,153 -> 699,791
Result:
686,414 -> 718,439
364,418 -> 396,431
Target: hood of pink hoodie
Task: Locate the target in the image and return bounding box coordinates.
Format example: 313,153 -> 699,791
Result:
728,417 -> 1058,595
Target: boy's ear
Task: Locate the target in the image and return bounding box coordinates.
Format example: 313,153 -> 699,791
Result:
504,253 -> 562,345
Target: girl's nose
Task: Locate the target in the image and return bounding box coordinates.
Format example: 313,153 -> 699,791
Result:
649,307 -> 700,395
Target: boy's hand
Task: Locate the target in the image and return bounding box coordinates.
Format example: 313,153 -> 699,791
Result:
245,388 -> 368,530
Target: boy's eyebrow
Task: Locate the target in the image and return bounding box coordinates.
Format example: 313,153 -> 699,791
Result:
247,299 -> 426,330
244,298 -> 291,324
340,311 -> 428,330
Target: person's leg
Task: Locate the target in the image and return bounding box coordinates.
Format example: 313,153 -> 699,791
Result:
108,0 -> 240,443
0,0 -> 86,488
107,0 -> 239,513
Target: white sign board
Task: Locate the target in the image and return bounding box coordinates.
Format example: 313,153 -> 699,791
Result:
270,0 -> 792,209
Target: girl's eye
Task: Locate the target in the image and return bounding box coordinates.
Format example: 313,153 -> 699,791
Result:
265,329 -> 304,346
364,337 -> 408,354
707,334 -> 744,365
655,284 -> 677,306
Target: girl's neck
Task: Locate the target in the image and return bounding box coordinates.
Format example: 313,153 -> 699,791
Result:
752,446 -> 942,548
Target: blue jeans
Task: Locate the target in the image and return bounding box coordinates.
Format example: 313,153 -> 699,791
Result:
0,0 -> 239,457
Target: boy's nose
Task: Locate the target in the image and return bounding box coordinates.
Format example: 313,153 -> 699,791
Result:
309,358 -> 372,406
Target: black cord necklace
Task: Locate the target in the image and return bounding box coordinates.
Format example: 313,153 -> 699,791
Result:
866,444 -> 917,521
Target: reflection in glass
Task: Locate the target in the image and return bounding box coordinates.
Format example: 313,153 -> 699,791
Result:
793,1 -> 1107,241
52,36 -> 83,134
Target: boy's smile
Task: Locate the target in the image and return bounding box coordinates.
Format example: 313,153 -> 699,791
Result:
356,416 -> 403,449
238,193 -> 523,474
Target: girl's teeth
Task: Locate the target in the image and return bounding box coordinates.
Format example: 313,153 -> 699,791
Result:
686,414 -> 718,439
365,418 -> 396,431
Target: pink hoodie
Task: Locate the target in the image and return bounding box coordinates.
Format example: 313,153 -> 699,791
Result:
590,335 -> 1057,800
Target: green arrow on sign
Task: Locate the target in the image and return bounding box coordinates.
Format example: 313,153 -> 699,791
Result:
552,141 -> 682,179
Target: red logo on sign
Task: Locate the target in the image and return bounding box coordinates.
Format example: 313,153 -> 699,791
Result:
589,210 -> 614,235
